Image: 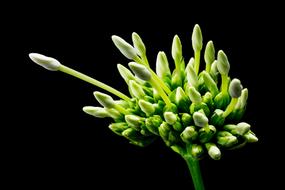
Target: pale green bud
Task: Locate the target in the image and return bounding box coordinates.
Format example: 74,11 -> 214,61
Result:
105,108 -> 122,120
175,87 -> 191,112
229,79 -> 243,98
125,115 -> 144,131
205,143 -> 221,160
217,131 -> 238,148
237,88 -> 248,109
210,60 -> 219,80
83,106 -> 109,118
181,113 -> 192,126
193,112 -> 208,127
138,99 -> 155,116
202,71 -> 219,96
188,86 -> 202,103
94,91 -> 115,108
117,64 -> 136,84
132,32 -> 146,56
129,80 -> 145,99
192,24 -> 203,52
29,53 -> 61,71
171,69 -> 183,89
204,41 -> 215,68
122,128 -> 140,139
180,126 -> 198,143
172,35 -> 183,62
199,125 -> 216,143
145,115 -> 163,135
224,122 -> 250,136
164,112 -> 177,125
128,62 -> 151,81
156,51 -> 171,78
186,58 -> 199,88
112,35 -> 137,60
244,131 -> 258,143
210,109 -> 225,127
217,50 -> 230,75
109,122 -> 129,136
191,144 -> 204,158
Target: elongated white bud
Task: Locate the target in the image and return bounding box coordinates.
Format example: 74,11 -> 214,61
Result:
29,53 -> 61,71
112,35 -> 137,60
128,62 -> 151,81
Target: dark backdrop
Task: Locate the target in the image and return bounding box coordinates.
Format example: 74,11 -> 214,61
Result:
4,3 -> 283,190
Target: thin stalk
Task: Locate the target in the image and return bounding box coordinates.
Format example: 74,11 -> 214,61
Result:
150,78 -> 172,107
223,98 -> 238,117
184,155 -> 205,190
194,51 -> 201,75
59,65 -> 131,102
221,74 -> 229,93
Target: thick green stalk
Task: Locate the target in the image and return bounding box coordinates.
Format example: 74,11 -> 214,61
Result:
184,155 -> 205,190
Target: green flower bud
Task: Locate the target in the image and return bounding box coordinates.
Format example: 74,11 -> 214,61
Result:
164,112 -> 177,125
204,41 -> 215,72
205,143 -> 221,160
171,69 -> 183,89
181,113 -> 192,126
117,64 -> 136,85
105,108 -> 123,121
244,131 -> 258,143
158,122 -> 172,146
29,53 -> 61,71
210,109 -> 225,127
217,50 -> 230,75
202,71 -> 219,97
156,51 -> 171,79
187,86 -> 202,103
125,115 -> 144,131
83,106 -> 109,118
186,59 -> 199,88
229,78 -> 243,98
132,32 -> 146,56
145,115 -> 163,135
224,122 -> 250,136
210,60 -> 219,81
109,123 -> 129,136
236,88 -> 248,109
175,87 -> 191,112
191,144 -> 204,158
199,125 -> 216,143
94,91 -> 115,109
217,131 -> 238,148
192,24 -> 203,52
180,126 -> 198,143
122,128 -> 141,141
193,112 -> 208,127
172,35 -> 183,63
202,92 -> 214,111
112,35 -> 137,60
129,80 -> 145,99
128,62 -> 151,81
138,99 -> 155,116
214,92 -> 230,110
190,102 -> 210,117
173,121 -> 183,132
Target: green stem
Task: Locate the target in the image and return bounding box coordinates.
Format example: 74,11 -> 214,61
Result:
150,78 -> 172,107
59,65 -> 131,102
223,97 -> 238,117
221,74 -> 229,93
194,51 -> 201,75
184,155 -> 205,190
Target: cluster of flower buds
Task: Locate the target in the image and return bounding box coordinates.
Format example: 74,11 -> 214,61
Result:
29,25 -> 257,160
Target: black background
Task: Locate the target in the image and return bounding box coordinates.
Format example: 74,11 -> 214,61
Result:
4,3 -> 283,189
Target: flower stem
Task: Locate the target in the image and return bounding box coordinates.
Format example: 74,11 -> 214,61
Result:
194,51 -> 201,75
59,65 -> 131,102
184,155 -> 205,190
223,97 -> 238,118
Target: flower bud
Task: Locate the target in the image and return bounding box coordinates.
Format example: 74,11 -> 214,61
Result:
145,115 -> 163,135
192,24 -> 203,52
175,87 -> 191,112
29,53 -> 61,71
187,86 -> 202,103
210,60 -> 219,81
94,91 -> 115,108
129,80 -> 145,99
204,41 -> 215,70
117,64 -> 136,84
191,144 -> 204,158
205,143 -> 221,160
202,71 -> 219,96
193,112 -> 208,127
172,35 -> 183,62
138,99 -> 155,116
180,126 -> 198,143
217,50 -> 230,75
214,92 -> 230,110
132,32 -> 146,56
210,109 -> 225,127
164,112 -> 177,125
244,131 -> 258,143
224,122 -> 250,136
186,59 -> 199,88
199,125 -> 216,143
125,115 -> 144,131
109,123 -> 129,136
181,113 -> 192,126
156,51 -> 171,79
112,35 -> 137,60
217,131 -> 238,148
128,62 -> 151,81
83,106 -> 109,118
229,78 -> 243,98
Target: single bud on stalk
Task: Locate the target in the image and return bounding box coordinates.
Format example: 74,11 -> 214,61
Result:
186,58 -> 199,88
224,122 -> 250,136
192,24 -> 203,52
229,79 -> 243,98
181,126 -> 198,143
204,41 -> 215,72
129,62 -> 151,81
164,112 -> 177,125
244,131 -> 258,143
129,80 -> 145,98
188,86 -> 202,103
206,143 -> 221,160
117,64 -> 136,84
109,123 -> 129,136
83,106 -> 110,118
112,35 -> 138,60
94,91 -> 115,109
217,50 -> 230,75
217,131 -> 238,148
132,32 -> 146,56
193,112 -> 208,127
156,51 -> 171,79
138,99 -> 155,116
29,53 -> 61,71
172,35 -> 183,63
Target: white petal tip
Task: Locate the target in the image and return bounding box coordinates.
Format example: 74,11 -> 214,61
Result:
29,53 -> 61,71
